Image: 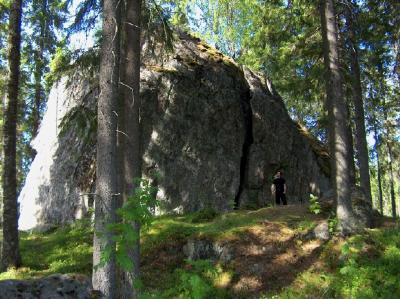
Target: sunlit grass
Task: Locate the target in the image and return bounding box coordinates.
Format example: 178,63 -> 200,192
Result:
0,219 -> 93,280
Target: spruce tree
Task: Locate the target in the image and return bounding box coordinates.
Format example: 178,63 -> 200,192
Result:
1,0 -> 23,271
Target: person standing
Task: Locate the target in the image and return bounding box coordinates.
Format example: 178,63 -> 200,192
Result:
271,171 -> 287,205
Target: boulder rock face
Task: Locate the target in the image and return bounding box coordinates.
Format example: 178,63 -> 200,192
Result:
19,31 -> 331,230
0,274 -> 93,299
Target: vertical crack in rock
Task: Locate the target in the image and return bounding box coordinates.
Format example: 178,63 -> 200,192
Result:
234,88 -> 254,208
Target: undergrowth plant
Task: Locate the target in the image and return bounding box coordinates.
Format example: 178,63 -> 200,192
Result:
140,259 -> 229,299
174,259 -> 220,298
308,194 -> 321,214
100,178 -> 158,272
334,229 -> 400,298
328,211 -> 338,234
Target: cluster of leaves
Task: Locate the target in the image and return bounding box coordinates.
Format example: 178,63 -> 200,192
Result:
308,194 -> 321,215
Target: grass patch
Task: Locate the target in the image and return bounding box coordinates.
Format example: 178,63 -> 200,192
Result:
0,219 -> 93,280
142,206 -> 314,251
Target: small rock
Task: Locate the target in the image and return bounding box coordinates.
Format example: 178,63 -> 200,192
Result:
313,221 -> 330,241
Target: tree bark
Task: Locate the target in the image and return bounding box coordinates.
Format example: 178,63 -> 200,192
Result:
345,101 -> 356,185
346,4 -> 372,203
92,0 -> 120,296
1,0 -> 23,272
387,143 -> 396,218
373,119 -> 384,214
119,0 -> 142,297
320,0 -> 355,235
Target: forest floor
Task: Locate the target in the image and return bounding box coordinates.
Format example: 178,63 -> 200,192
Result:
0,204 -> 399,298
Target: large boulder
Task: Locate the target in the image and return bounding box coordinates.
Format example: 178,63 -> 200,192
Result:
19,31 -> 331,230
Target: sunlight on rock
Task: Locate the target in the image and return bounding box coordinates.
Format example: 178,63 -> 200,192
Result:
301,240 -> 321,253
18,79 -> 71,230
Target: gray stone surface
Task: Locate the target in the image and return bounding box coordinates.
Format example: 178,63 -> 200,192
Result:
0,274 -> 93,299
351,186 -> 373,229
313,221 -> 330,241
19,31 -> 331,229
241,68 -> 331,207
183,239 -> 233,262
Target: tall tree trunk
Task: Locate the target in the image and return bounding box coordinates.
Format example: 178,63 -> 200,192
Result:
119,0 -> 142,297
92,0 -> 120,296
373,119 -> 384,214
346,4 -> 372,203
345,101 -> 356,185
320,0 -> 355,235
1,0 -> 23,272
387,143 -> 396,218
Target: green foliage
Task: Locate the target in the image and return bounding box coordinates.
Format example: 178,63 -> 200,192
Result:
174,260 -> 220,299
140,259 -> 230,299
68,0 -> 100,34
59,105 -> 97,145
46,45 -> 100,89
333,229 -> 400,298
328,211 -> 338,234
101,178 -> 158,272
308,194 -> 321,215
45,45 -> 72,88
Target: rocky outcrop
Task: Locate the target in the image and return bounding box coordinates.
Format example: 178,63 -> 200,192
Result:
239,68 -> 331,208
0,274 -> 93,299
183,239 -> 233,263
19,75 -> 97,230
19,31 -> 331,230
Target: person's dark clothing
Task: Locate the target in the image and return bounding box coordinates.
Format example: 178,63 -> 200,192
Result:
273,177 -> 285,193
273,177 -> 287,205
275,192 -> 287,205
